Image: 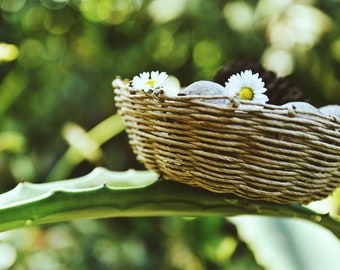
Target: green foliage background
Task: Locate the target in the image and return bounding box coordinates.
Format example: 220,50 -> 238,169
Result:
0,0 -> 339,269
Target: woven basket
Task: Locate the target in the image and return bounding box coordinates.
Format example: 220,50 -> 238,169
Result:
114,86 -> 340,204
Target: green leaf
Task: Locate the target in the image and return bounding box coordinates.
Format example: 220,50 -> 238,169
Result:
0,167 -> 339,238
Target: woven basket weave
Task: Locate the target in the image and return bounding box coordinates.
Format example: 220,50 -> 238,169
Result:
114,86 -> 340,204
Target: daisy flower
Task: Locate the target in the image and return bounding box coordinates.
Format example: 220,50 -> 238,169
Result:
224,70 -> 269,106
131,71 -> 168,93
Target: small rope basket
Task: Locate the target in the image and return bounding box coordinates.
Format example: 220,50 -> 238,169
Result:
114,85 -> 340,204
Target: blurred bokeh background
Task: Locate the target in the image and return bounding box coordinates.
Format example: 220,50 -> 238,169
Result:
0,0 -> 340,269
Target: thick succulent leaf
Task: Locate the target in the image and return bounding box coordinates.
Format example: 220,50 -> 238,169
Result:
0,167 -> 339,238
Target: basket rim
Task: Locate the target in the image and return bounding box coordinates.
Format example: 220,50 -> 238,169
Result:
114,86 -> 340,126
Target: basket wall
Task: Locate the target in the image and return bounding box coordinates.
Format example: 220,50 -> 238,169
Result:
115,88 -> 340,204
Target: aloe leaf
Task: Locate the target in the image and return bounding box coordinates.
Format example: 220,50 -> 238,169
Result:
0,167 -> 339,238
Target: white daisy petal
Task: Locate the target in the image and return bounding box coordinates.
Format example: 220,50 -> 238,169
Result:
151,71 -> 159,79
140,72 -> 150,81
256,87 -> 267,94
158,72 -> 168,82
224,86 -> 237,96
131,76 -> 142,87
255,93 -> 269,103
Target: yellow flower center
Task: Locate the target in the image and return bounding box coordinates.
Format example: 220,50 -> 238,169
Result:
239,87 -> 254,100
146,79 -> 156,88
